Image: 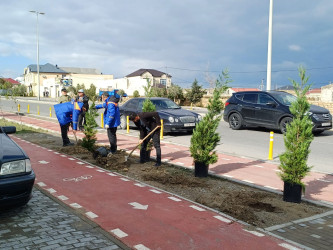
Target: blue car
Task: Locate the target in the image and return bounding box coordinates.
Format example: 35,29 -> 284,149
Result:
0,126 -> 35,210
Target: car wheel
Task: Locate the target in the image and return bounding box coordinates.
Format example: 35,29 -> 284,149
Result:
279,117 -> 292,134
119,115 -> 127,130
229,113 -> 242,130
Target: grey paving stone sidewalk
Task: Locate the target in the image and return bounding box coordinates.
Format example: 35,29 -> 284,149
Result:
0,189 -> 125,250
267,211 -> 333,250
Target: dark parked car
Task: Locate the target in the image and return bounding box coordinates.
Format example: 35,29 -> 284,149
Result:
223,91 -> 332,134
0,126 -> 35,209
119,97 -> 202,133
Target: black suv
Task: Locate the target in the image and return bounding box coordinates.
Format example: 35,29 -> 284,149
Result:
223,91 -> 332,134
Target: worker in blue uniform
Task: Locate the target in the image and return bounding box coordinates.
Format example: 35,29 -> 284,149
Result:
95,90 -> 121,154
54,100 -> 83,146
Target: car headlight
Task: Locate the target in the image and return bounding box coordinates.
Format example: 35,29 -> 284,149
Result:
175,118 -> 179,122
168,116 -> 175,123
197,115 -> 202,121
0,159 -> 31,175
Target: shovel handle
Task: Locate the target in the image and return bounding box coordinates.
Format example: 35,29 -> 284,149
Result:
128,126 -> 160,158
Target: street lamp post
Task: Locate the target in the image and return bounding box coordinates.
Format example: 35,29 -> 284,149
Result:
29,10 -> 45,101
266,0 -> 273,91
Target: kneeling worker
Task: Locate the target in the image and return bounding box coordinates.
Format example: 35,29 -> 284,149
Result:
54,100 -> 83,146
132,112 -> 162,166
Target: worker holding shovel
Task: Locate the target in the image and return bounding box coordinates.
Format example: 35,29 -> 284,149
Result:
131,112 -> 162,167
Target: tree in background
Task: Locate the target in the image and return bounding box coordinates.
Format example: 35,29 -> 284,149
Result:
12,85 -> 27,96
133,90 -> 140,97
186,79 -> 205,105
67,84 -> 97,102
278,66 -> 314,191
167,84 -> 184,103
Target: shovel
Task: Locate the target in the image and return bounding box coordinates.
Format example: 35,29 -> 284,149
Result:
72,128 -> 78,144
125,126 -> 160,162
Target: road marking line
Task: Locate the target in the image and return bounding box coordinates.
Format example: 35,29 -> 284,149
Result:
120,178 -> 130,181
242,180 -> 254,184
175,162 -> 184,165
76,162 -> 85,165
134,244 -> 150,250
37,182 -> 46,187
54,152 -> 60,154
97,169 -> 105,172
46,188 -> 56,194
70,203 -> 82,209
110,228 -> 128,238
279,243 -> 301,250
214,215 -> 232,223
317,178 -> 331,183
58,195 -> 69,201
264,186 -> 278,190
253,165 -> 264,168
310,234 -> 321,239
150,189 -> 162,194
108,173 -> 117,176
86,211 -> 98,219
222,158 -> 231,161
36,145 -> 41,148
68,158 -> 75,160
38,160 -> 49,164
243,229 -> 265,237
48,149 -> 53,151
222,174 -> 233,178
190,205 -> 205,211
134,183 -> 146,187
60,155 -> 67,157
274,169 -> 282,172
163,159 -> 170,162
85,165 -> 94,168
168,197 -> 182,202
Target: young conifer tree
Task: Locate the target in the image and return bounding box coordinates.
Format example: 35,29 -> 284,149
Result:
81,103 -> 99,151
278,66 -> 314,189
190,69 -> 231,166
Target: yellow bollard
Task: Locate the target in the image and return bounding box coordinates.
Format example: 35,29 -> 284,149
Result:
18,104 -> 20,113
160,119 -> 164,140
268,131 -> 274,160
190,103 -> 193,110
49,107 -> 52,117
126,116 -> 129,133
27,104 -> 30,114
37,106 -> 40,115
101,113 -> 104,128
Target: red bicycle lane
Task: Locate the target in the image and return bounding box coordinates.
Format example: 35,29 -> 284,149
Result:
13,136 -> 293,250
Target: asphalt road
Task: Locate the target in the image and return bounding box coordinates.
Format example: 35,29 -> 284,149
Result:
1,97 -> 332,174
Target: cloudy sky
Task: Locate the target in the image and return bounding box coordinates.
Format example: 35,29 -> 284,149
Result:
1,0 -> 332,89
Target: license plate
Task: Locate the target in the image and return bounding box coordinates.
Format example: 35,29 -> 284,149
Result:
184,123 -> 195,127
322,122 -> 331,127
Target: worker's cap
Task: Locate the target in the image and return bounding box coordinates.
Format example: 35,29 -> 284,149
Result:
78,89 -> 84,93
61,88 -> 67,92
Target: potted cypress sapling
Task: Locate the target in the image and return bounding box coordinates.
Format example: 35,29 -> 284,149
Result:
190,70 -> 231,177
278,66 -> 314,203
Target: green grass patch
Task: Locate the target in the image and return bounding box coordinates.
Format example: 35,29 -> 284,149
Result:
0,118 -> 46,134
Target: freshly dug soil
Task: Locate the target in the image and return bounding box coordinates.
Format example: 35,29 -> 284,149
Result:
16,132 -> 330,228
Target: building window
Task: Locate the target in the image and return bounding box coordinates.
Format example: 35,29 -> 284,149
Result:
160,79 -> 167,85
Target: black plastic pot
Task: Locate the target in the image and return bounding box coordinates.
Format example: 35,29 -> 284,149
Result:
283,181 -> 302,203
194,161 -> 209,177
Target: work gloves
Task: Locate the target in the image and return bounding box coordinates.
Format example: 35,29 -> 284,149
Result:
105,125 -> 109,129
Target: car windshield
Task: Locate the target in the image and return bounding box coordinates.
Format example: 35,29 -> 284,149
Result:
270,92 -> 297,105
151,99 -> 180,110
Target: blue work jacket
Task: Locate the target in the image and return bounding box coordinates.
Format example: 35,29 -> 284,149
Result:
96,96 -> 120,128
54,101 -> 83,130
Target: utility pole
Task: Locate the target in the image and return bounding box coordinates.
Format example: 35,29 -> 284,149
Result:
266,0 -> 273,91
30,11 -> 45,101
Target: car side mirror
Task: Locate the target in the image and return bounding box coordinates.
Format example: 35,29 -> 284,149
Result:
266,101 -> 276,108
1,126 -> 16,134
